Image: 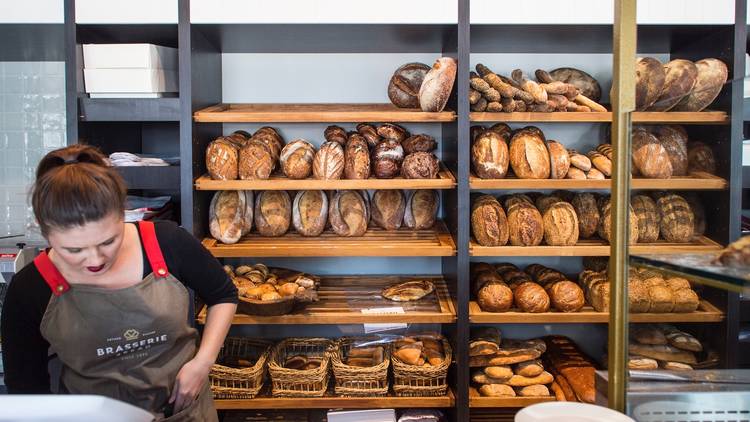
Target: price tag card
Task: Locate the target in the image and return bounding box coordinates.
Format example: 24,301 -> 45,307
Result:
361,307 -> 407,334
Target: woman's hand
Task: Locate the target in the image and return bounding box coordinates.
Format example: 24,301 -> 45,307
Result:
169,356 -> 212,413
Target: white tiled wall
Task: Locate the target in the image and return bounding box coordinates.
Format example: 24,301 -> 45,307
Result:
0,62 -> 67,245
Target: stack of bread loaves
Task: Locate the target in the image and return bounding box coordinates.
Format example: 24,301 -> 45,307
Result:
387,58 -> 457,112
634,57 -> 727,112
627,324 -> 710,371
209,189 -> 440,244
470,328 -> 554,398
543,336 -> 597,403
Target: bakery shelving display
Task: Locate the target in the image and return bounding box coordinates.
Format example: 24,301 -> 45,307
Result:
213,390 -> 456,410
469,173 -> 728,190
470,110 -> 730,124
468,388 -> 555,408
469,237 -> 723,257
197,275 -> 457,324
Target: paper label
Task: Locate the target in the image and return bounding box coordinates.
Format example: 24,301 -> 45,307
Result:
361,307 -> 407,334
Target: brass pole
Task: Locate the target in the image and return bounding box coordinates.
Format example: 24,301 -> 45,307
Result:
609,0 -> 636,413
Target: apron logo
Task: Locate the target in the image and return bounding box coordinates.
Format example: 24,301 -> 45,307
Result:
123,329 -> 140,341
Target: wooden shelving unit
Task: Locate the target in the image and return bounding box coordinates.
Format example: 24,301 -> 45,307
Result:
197,275 -> 457,324
193,103 -> 457,123
204,221 -> 456,257
469,236 -> 722,257
215,390 -> 455,410
469,172 -> 728,191
469,110 -> 729,124
468,388 -> 555,408
196,165 -> 456,191
468,300 -> 725,324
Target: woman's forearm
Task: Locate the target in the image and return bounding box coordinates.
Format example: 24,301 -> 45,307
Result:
193,302 -> 237,365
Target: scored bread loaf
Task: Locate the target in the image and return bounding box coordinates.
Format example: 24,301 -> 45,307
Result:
344,134 -> 371,180
280,139 -> 315,179
472,130 -> 510,179
313,141 -> 345,180
546,140 -> 570,179
649,59 -> 698,111
655,125 -> 689,176
292,190 -> 328,236
631,194 -> 661,243
209,190 -> 250,244
328,190 -> 370,237
632,129 -> 673,179
541,201 -> 579,246
654,193 -> 694,243
419,57 -> 457,112
404,189 -> 439,230
509,128 -> 551,179
471,195 -> 509,247
239,140 -> 274,180
513,282 -> 551,313
254,190 -> 291,237
687,141 -> 716,174
597,197 -> 639,244
673,58 -> 728,112
371,190 -> 406,230
206,137 -> 239,180
571,193 -> 600,239
547,280 -> 585,313
635,57 -> 666,111
504,195 -> 544,246
587,151 -> 612,177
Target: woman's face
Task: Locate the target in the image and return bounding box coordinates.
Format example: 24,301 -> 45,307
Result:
46,212 -> 126,277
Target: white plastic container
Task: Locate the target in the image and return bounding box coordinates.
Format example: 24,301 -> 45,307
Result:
515,402 -> 635,422
83,43 -> 178,70
0,395 -> 153,422
84,68 -> 178,95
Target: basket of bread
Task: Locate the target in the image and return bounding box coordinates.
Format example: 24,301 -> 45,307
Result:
225,264 -> 319,316
391,334 -> 452,397
209,337 -> 272,399
331,337 -> 391,397
268,337 -> 334,397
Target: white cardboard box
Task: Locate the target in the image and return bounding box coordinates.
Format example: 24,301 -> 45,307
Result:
84,68 -> 179,94
83,44 -> 178,70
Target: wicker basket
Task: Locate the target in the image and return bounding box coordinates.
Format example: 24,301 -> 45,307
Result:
391,335 -> 452,397
268,337 -> 333,397
209,337 -> 272,399
331,337 -> 390,397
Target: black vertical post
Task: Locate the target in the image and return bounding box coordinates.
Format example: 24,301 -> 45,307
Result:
63,0 -> 77,144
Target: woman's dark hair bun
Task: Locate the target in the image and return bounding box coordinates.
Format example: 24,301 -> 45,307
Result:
36,144 -> 108,180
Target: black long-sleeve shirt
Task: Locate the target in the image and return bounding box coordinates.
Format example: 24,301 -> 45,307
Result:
0,221 -> 237,394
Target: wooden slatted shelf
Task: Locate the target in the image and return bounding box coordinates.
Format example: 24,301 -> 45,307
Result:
469,387 -> 555,408
469,172 -> 727,191
214,390 -> 455,410
469,236 -> 722,257
469,300 -> 724,324
470,110 -> 728,124
196,164 -> 456,190
204,221 -> 456,257
197,275 -> 456,324
194,103 -> 456,123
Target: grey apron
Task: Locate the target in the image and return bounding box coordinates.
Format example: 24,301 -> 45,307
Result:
34,221 -> 218,422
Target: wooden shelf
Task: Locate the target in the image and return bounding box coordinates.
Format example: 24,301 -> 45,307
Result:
470,110 -> 728,124
197,275 -> 456,324
115,166 -> 180,190
203,221 -> 456,257
469,300 -> 724,324
193,103 -> 456,123
196,165 -> 456,191
79,97 -> 180,122
469,387 -> 555,408
214,390 -> 455,410
469,236 -> 722,257
469,172 -> 727,191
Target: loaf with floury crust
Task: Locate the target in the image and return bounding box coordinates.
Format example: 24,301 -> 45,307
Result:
254,190 -> 291,237
649,59 -> 698,111
471,194 -> 509,247
344,134 -> 371,180
503,195 -> 543,246
419,57 -> 457,112
280,139 -> 315,179
388,62 -> 431,108
328,190 -> 369,237
206,137 -> 239,180
371,189 -> 406,230
312,141 -> 345,180
239,139 -> 274,180
509,128 -> 550,179
292,190 -> 328,236
472,130 -> 509,179
404,189 -> 439,230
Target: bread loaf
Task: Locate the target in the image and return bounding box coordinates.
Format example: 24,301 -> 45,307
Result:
571,193 -> 600,239
513,282 -> 551,313
650,59 -> 698,111
224,130 -> 249,148
517,385 -> 551,397
525,264 -> 566,286
568,150 -> 591,172
239,140 -> 274,180
419,57 -> 457,112
312,141 -> 345,180
377,123 -> 408,142
541,201 -> 579,246
472,130 -> 510,179
209,190 -> 248,244
683,193 -> 706,236
635,57 -> 666,111
631,194 -> 661,243
596,143 -> 613,160
535,195 -> 563,214
547,281 -> 585,312
254,190 -> 291,237
587,151 -> 612,177
251,128 -> 283,165
329,190 -> 369,237
485,366 -> 514,380
654,193 -> 694,243
372,140 -> 404,179
504,196 -> 544,246
471,125 -> 487,142
356,123 -> 381,148
566,167 -> 586,179
479,384 -> 515,397
509,129 -> 551,179
371,190 -> 406,230
402,152 -> 440,179
292,190 -> 328,236
280,139 -> 315,179
549,67 -> 602,102
687,141 -> 716,174
673,58 -> 728,112
402,134 -> 437,154
471,195 -> 509,246
655,125 -> 689,176
632,129 -> 673,179
324,125 -> 348,145
598,197 -> 639,244
514,360 -> 544,378
344,134 -> 371,180
206,137 -> 239,180
477,280 -> 514,312
546,140 -> 570,179
388,62 -> 431,108
404,189 -> 439,230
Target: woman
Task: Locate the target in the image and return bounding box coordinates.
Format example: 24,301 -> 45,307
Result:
1,145 -> 238,421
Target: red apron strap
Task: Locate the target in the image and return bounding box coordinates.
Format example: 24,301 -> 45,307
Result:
34,251 -> 71,296
138,221 -> 170,278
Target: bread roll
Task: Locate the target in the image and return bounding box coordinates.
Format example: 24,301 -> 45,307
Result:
329,190 -> 369,237
471,195 -> 509,246
280,139 -> 315,179
402,134 -> 437,154
587,151 -> 612,177
687,141 -> 716,174
513,282 -> 551,313
504,195 -> 544,246
371,190 -> 406,230
506,371 -> 554,387
517,385 -> 550,397
547,280 -> 585,312
631,194 -> 661,243
324,125 -> 348,145
514,360 -> 544,378
472,130 -> 510,179
541,201 -> 579,246
654,193 -> 694,243
632,129 -> 673,179
388,62 -> 431,108
402,152 -> 440,179
568,149 -> 591,171
485,366 -> 514,380
571,193 -> 600,239
404,189 -> 439,230
254,191 -> 291,237
419,57 -> 457,112
598,197 -> 639,244
206,137 -> 239,180
312,141 -> 345,180
635,57 -> 666,111
673,58 -> 728,112
655,125 -> 688,176
649,59 -> 698,111
209,190 -> 247,244
372,140 -> 404,179
546,140 -> 570,179
239,140 -> 274,180
566,167 -> 586,179
509,129 -> 551,179
292,190 -> 328,236
479,384 -> 515,397
344,134 -> 371,180
629,357 -> 658,370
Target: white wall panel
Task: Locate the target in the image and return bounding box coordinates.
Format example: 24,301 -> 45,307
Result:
75,0 -> 177,23
0,0 -> 63,23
